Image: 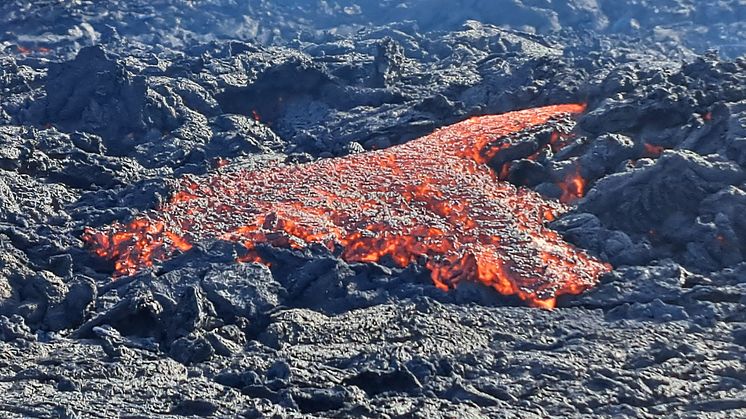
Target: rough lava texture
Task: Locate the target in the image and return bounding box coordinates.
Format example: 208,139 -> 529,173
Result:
0,1 -> 745,417
82,105 -> 610,309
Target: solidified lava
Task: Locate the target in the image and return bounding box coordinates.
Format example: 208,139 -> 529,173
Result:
83,104 -> 610,308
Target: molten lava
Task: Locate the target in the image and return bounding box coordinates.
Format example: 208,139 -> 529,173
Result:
17,45 -> 51,55
643,143 -> 666,158
558,165 -> 586,204
83,104 -> 611,308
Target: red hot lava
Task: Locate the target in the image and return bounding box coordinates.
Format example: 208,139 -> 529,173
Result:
643,143 -> 666,158
558,165 -> 586,203
83,104 -> 611,308
17,45 -> 51,55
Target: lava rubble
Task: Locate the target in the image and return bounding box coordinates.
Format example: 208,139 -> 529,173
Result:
1,0 -> 746,417
83,104 -> 609,308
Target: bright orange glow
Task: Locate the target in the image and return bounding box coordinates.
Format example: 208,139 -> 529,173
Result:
548,130 -> 574,152
557,165 -> 586,203
17,46 -> 50,55
643,143 -> 666,158
214,157 -> 230,168
498,162 -> 512,180
82,104 -> 610,308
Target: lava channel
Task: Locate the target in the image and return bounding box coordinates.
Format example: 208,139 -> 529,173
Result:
83,104 -> 611,308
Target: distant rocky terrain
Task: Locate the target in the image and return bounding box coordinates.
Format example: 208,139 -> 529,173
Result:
0,1 -> 745,417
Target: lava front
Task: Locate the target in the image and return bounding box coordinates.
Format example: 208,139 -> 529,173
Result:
83,104 -> 611,308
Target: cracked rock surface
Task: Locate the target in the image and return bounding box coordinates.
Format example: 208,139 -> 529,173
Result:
0,1 -> 745,417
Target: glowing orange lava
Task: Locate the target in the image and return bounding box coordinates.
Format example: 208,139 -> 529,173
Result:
643,143 -> 666,158
558,165 -> 586,203
83,104 -> 610,308
213,157 -> 230,168
17,45 -> 50,55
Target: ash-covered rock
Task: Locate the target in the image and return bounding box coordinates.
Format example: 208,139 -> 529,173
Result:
1,0 -> 746,417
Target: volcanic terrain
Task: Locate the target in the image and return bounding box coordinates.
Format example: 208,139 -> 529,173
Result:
1,1 -> 745,417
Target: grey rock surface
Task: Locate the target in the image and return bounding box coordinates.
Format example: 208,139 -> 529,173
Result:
0,0 -> 744,417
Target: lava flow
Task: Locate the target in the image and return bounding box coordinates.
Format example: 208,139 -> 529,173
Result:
558,165 -> 586,203
83,104 -> 611,308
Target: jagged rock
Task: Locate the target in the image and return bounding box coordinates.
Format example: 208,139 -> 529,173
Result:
170,333 -> 215,364
44,275 -> 96,331
0,315 -> 34,341
0,1 -> 745,417
201,263 -> 282,326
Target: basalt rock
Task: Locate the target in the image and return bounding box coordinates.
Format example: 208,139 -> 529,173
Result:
1,1 -> 746,417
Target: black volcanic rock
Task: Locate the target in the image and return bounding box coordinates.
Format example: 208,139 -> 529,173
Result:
201,263 -> 282,326
44,46 -> 150,146
0,0 -> 746,417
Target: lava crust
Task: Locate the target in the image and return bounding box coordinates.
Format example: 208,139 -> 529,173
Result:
3,1 -> 746,417
83,104 -> 609,308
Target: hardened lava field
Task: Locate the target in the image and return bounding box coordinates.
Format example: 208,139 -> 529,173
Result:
4,1 -> 746,417
83,104 -> 610,308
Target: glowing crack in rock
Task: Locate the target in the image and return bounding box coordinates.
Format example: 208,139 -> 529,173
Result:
83,104 -> 611,308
